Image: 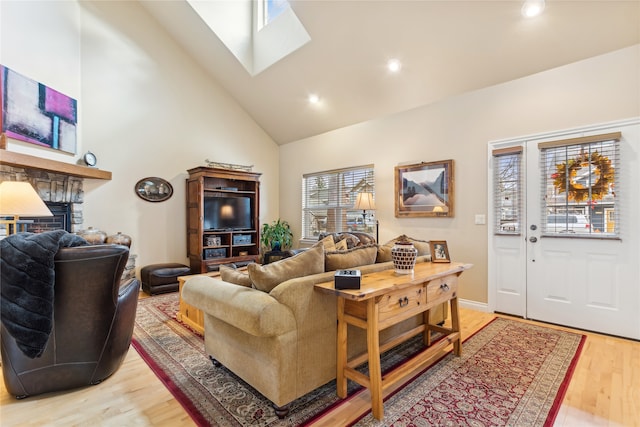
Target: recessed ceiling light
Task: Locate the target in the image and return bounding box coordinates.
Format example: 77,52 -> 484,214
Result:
308,94 -> 320,104
387,59 -> 402,73
522,0 -> 545,17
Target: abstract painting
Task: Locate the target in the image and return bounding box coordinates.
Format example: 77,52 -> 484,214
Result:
1,65 -> 77,154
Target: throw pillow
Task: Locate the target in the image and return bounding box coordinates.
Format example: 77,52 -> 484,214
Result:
404,235 -> 431,255
336,233 -> 360,249
219,265 -> 252,287
325,245 -> 378,271
248,244 -> 324,292
314,234 -> 336,252
376,245 -> 393,263
354,232 -> 376,246
335,239 -> 348,251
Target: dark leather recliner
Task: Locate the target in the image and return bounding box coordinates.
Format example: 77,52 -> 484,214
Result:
1,244 -> 139,398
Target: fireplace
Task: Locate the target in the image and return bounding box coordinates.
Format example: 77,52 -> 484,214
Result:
0,165 -> 84,233
21,202 -> 72,233
0,155 -> 136,283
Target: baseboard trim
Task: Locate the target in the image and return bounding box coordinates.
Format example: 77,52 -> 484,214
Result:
459,299 -> 489,312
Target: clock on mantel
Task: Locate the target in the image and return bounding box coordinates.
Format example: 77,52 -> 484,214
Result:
0,149 -> 112,180
83,151 -> 97,167
0,133 -> 111,179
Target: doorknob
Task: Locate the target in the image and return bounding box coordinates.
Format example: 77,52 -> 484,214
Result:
529,236 -> 538,243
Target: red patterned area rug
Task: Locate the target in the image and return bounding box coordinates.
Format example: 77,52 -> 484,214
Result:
132,293 -> 584,427
132,293 -> 421,426
351,317 -> 586,427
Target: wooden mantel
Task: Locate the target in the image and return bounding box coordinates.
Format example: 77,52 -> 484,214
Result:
0,149 -> 112,180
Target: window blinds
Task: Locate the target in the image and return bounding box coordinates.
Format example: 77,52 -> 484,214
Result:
492,147 -> 523,235
538,132 -> 620,237
302,165 -> 375,240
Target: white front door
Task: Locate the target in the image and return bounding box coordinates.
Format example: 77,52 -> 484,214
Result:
489,119 -> 640,340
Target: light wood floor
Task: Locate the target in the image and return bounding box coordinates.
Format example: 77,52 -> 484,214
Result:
1,299 -> 638,426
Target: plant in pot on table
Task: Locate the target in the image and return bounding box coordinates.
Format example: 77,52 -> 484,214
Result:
260,219 -> 293,264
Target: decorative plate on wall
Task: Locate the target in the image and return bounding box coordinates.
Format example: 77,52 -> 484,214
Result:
135,177 -> 173,202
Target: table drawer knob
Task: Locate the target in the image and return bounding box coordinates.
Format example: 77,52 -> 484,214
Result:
398,296 -> 409,307
440,283 -> 450,291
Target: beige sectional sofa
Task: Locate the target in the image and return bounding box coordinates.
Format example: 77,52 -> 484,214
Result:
182,234 -> 445,417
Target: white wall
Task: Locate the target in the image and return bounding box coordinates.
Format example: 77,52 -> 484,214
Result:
0,1 -> 81,164
1,1 -> 281,271
279,45 -> 640,304
79,1 -> 280,269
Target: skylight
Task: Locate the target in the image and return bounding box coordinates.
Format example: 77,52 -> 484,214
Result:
263,0 -> 290,28
186,0 -> 309,76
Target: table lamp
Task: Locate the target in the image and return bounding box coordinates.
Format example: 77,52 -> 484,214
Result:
354,192 -> 378,242
0,181 -> 53,235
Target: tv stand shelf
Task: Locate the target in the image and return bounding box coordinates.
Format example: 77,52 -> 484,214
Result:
186,167 -> 261,273
204,189 -> 256,195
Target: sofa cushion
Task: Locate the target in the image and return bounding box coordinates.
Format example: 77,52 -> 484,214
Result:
325,245 -> 378,271
183,276 -> 296,337
219,265 -> 252,287
249,244 -> 325,292
377,235 -> 431,262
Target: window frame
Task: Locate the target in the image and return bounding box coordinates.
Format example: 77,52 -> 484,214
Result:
538,132 -> 620,239
301,165 -> 375,242
492,146 -> 524,235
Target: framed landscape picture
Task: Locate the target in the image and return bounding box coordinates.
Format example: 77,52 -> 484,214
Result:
395,159 -> 454,217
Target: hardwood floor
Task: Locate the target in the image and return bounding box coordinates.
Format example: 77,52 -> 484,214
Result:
1,302 -> 638,426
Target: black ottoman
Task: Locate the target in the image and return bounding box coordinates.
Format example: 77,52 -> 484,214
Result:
141,263 -> 191,295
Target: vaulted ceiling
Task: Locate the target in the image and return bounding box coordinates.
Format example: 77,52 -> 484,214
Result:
140,1 -> 640,145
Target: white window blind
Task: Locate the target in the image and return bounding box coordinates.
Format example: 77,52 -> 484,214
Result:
492,147 -> 523,235
539,132 -> 620,238
302,165 -> 375,240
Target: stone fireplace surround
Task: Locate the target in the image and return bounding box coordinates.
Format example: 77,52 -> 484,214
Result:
0,165 -> 85,233
0,163 -> 136,282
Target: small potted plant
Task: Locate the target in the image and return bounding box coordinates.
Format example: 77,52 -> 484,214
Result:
260,219 -> 293,252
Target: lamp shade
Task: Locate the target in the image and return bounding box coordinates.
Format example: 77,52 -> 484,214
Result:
0,181 -> 53,217
354,192 -> 376,211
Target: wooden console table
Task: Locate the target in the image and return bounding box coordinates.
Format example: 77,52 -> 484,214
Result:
314,261 -> 472,420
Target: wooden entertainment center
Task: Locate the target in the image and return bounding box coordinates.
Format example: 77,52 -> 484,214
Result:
186,167 -> 261,273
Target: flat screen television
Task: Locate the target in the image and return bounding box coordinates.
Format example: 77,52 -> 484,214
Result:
203,196 -> 252,231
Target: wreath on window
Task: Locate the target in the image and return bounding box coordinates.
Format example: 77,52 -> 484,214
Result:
551,151 -> 613,202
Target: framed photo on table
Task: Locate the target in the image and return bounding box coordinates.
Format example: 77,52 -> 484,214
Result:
395,159 -> 454,217
429,240 -> 451,263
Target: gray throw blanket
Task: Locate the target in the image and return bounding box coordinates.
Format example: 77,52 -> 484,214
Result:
1,230 -> 87,358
